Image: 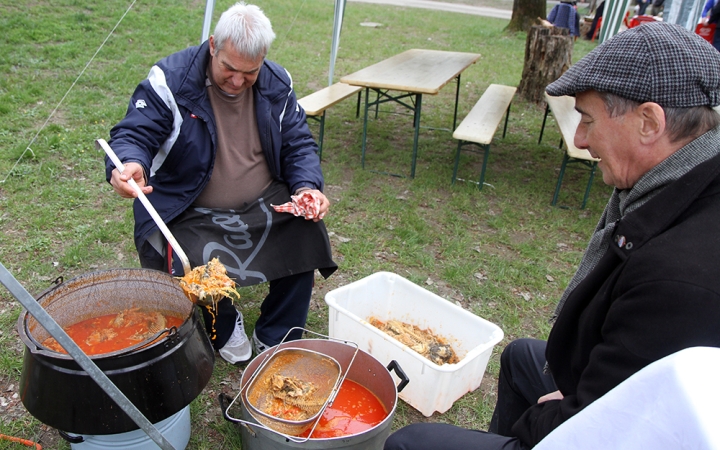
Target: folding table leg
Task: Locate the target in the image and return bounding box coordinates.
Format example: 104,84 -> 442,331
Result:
452,140 -> 463,185
355,91 -> 362,118
452,74 -> 461,130
361,88 -> 370,169
580,162 -> 598,209
552,153 -> 570,206
410,93 -> 422,179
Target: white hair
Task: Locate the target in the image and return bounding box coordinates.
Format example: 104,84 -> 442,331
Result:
213,2 -> 276,59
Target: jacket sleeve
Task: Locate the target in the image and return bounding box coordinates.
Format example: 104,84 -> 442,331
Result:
703,0 -> 713,17
106,78 -> 174,182
276,72 -> 324,194
511,280 -> 720,447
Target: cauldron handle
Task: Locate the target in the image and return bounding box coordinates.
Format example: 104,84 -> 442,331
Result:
387,360 -> 410,393
218,393 -> 257,437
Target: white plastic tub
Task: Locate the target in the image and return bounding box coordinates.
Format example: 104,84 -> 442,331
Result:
325,272 -> 504,417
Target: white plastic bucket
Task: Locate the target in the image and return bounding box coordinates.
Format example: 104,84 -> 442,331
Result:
325,271 -> 504,417
70,405 -> 191,450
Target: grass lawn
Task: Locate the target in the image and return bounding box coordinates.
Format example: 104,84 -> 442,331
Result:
0,0 -> 606,448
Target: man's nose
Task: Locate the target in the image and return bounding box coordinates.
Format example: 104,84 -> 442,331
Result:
232,73 -> 246,87
574,127 -> 588,149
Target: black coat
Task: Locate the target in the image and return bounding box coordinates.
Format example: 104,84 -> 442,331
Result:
512,152 -> 720,447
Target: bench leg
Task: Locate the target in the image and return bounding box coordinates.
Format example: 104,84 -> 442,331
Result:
552,153 -> 570,206
539,104 -> 550,144
317,111 -> 326,160
580,162 -> 598,209
452,141 -> 490,191
478,144 -> 490,191
502,103 -> 512,139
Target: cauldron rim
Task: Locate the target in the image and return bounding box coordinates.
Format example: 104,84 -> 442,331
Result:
20,267 -> 194,359
17,268 -> 215,434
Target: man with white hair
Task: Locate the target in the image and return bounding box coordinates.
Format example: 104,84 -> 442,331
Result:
385,21 -> 720,450
105,3 -> 336,364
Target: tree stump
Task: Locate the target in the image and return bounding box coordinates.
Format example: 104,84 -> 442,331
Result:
517,25 -> 573,104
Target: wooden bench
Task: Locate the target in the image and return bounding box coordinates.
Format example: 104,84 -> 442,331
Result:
451,84 -> 517,190
298,82 -> 362,159
539,93 -> 600,209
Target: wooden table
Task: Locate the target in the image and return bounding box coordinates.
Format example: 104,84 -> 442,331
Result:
341,49 -> 481,178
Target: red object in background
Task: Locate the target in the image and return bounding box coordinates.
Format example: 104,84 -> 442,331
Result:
696,23 -> 717,43
628,15 -> 658,28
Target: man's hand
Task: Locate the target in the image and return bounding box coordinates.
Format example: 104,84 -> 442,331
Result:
109,162 -> 153,198
537,390 -> 564,403
301,189 -> 330,222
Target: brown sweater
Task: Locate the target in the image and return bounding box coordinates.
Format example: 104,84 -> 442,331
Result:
193,78 -> 272,209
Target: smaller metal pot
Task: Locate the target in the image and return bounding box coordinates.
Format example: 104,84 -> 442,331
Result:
220,338 -> 408,450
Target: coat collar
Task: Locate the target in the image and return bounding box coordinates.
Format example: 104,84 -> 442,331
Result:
613,150 -> 720,256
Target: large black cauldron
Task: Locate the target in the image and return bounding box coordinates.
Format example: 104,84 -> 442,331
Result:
17,268 -> 214,435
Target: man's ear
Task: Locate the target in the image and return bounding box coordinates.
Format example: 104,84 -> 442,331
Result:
637,102 -> 666,145
209,35 -> 216,56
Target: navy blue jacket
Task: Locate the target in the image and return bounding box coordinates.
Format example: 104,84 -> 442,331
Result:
106,41 -> 322,251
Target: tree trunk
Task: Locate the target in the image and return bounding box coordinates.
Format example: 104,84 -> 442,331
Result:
506,0 -> 548,32
517,25 -> 573,104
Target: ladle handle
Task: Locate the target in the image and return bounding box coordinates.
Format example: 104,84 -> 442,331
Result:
96,139 -> 191,276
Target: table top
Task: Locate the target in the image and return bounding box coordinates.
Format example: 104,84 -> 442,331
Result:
340,49 -> 481,95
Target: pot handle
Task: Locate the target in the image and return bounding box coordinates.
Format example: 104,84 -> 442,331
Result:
57,430 -> 84,444
217,393 -> 257,437
31,276 -> 64,304
387,360 -> 410,393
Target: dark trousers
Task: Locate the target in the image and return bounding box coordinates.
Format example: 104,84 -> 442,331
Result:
139,240 -> 314,350
489,339 -> 557,435
383,338 -> 556,450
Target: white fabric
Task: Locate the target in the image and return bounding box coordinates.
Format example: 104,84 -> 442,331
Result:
534,347 -> 720,450
147,65 -> 184,177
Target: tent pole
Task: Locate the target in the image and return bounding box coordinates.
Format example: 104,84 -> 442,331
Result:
329,0 -> 346,86
201,0 -> 215,44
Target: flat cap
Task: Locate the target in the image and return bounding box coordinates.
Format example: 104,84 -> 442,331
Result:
546,22 -> 720,108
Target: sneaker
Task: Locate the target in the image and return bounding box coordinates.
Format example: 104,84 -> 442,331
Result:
252,329 -> 271,355
218,312 -> 252,364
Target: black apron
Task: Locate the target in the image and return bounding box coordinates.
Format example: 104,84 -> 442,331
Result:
169,181 -> 337,286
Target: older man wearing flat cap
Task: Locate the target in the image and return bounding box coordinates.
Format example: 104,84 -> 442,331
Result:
384,22 -> 720,450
